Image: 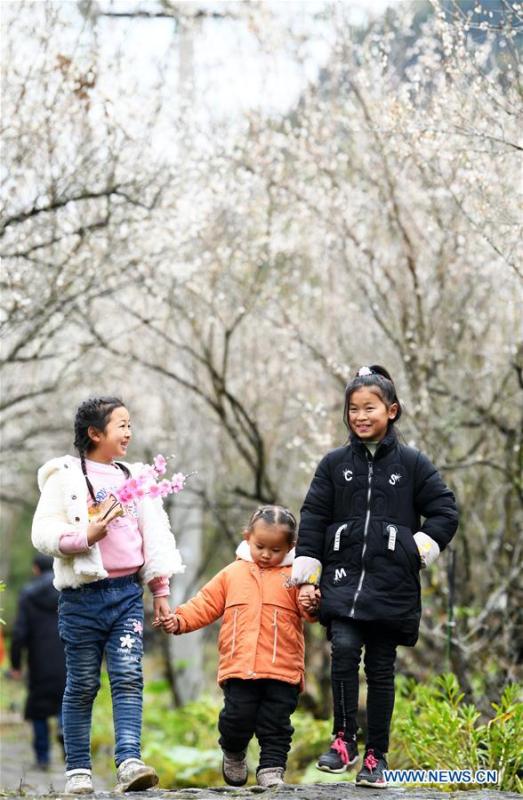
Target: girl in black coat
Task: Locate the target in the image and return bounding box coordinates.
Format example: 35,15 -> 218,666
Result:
292,366 -> 458,788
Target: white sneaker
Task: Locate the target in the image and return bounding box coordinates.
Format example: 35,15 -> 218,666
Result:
221,748 -> 248,786
115,758 -> 159,792
257,766 -> 285,787
64,769 -> 94,794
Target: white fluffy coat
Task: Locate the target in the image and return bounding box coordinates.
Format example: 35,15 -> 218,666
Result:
32,455 -> 185,590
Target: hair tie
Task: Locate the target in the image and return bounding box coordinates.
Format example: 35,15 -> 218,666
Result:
357,366 -> 373,377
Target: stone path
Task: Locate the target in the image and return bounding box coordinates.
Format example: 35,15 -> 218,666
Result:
0,788 -> 519,800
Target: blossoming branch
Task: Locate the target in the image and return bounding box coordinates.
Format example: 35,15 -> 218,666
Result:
114,454 -> 194,504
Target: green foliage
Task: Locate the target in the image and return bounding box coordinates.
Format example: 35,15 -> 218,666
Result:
142,682 -> 223,786
0,581 -> 6,625
3,509 -> 39,627
390,674 -> 523,792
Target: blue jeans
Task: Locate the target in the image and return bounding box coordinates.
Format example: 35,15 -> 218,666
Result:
32,713 -> 63,766
58,575 -> 144,770
330,619 -> 397,754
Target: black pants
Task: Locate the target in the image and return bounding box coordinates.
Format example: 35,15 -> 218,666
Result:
330,619 -> 397,755
218,678 -> 299,770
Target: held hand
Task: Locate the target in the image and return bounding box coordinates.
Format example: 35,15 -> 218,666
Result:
152,596 -> 172,628
161,614 -> 180,634
298,584 -> 321,611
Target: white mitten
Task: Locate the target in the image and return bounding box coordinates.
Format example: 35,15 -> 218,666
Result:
413,531 -> 440,568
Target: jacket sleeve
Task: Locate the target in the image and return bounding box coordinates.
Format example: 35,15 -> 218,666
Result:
414,452 -> 458,551
292,454 -> 334,585
10,591 -> 29,670
138,495 -> 185,584
175,569 -> 228,633
32,471 -> 81,557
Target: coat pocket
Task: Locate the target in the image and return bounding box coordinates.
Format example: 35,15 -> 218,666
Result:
324,520 -> 359,555
383,523 -> 421,574
269,607 -> 302,666
219,603 -> 246,660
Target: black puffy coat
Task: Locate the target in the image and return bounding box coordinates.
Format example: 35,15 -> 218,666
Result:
10,570 -> 66,719
296,430 -> 459,645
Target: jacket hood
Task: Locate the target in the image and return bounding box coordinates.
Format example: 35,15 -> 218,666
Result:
25,571 -> 59,612
37,456 -> 77,491
235,539 -> 295,566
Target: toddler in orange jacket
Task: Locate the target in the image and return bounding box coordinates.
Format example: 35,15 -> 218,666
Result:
160,505 -> 318,788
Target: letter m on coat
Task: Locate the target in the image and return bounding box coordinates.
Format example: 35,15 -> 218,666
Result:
334,568 -> 347,582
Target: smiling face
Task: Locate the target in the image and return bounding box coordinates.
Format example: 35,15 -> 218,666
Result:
87,406 -> 132,462
245,519 -> 293,568
348,387 -> 398,442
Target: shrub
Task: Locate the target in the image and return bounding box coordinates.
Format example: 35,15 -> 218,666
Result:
390,674 -> 522,792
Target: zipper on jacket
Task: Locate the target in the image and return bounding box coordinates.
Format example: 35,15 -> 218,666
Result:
350,457 -> 374,618
272,609 -> 278,664
230,609 -> 238,658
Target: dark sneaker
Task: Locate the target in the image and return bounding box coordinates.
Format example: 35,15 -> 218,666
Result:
316,731 -> 359,773
356,748 -> 388,788
222,749 -> 248,786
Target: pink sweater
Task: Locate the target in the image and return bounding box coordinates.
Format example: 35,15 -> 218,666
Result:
59,458 -> 168,597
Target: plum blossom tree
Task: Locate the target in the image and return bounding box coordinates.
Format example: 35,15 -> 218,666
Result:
1,0 -> 521,699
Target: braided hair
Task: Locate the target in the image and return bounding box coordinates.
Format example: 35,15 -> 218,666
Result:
73,396 -> 131,503
246,505 -> 297,546
343,365 -> 402,433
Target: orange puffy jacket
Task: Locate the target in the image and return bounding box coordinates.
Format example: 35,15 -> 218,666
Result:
174,542 -> 315,690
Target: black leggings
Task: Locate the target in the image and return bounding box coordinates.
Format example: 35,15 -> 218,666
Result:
218,678 -> 299,769
330,619 -> 397,754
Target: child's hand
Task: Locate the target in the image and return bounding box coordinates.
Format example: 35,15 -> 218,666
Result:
87,519 -> 109,545
152,596 -> 172,628
161,613 -> 180,634
97,495 -> 124,525
298,584 -> 321,612
87,496 -> 124,544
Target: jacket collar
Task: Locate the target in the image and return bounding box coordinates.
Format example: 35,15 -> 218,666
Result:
235,539 -> 295,566
37,455 -> 142,491
350,427 -> 398,460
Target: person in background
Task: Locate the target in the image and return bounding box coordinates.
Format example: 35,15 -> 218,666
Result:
10,554 -> 66,771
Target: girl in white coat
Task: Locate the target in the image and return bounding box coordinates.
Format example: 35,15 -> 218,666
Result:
32,396 -> 184,794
